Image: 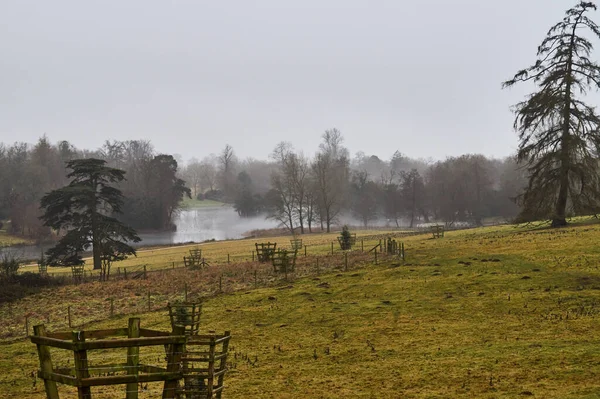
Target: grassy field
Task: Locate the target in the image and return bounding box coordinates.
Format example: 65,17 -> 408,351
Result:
3,222 -> 600,398
0,230 -> 32,246
179,197 -> 226,208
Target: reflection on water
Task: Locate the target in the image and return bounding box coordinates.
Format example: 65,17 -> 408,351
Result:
5,206 -> 278,259
138,206 -> 277,245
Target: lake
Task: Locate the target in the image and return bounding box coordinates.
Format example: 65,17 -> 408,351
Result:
4,206 -> 278,260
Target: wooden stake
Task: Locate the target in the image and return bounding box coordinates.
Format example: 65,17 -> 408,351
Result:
304,245 -> 307,257
72,330 -> 92,398
33,325 -> 59,399
126,318 -> 140,399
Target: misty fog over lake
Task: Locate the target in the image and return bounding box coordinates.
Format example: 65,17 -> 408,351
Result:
137,206 -> 278,245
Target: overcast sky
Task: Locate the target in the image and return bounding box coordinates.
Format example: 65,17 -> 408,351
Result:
0,1 -> 589,163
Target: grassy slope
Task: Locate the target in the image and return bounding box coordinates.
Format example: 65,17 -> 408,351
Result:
0,230 -> 32,246
179,198 -> 226,209
3,223 -> 600,397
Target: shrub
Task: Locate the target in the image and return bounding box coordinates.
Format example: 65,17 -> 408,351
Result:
0,251 -> 20,279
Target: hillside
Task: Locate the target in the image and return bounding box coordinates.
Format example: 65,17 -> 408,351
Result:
2,222 -> 600,398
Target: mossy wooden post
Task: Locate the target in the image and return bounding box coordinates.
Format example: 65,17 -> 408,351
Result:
68,305 -> 72,328
163,324 -> 185,399
72,330 -> 92,399
124,268 -> 128,280
374,250 -> 378,265
126,318 -> 140,399
361,239 -> 364,252
216,331 -> 231,399
143,265 -> 147,280
304,245 -> 307,257
33,324 -> 59,399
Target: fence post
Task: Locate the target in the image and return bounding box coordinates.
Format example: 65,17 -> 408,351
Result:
331,242 -> 334,255
227,254 -> 230,264
163,324 -> 185,399
361,239 -> 364,252
304,245 -> 307,257
379,239 -> 382,253
124,268 -> 128,280
172,262 -> 175,269
147,292 -> 151,312
252,251 -> 255,262
143,265 -> 147,279
72,330 -> 92,399
33,324 -> 59,399
344,252 -> 348,272
374,250 -> 378,265
67,305 -> 72,328
126,318 -> 141,399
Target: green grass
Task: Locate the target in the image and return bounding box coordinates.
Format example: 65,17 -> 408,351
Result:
4,222 -> 600,397
179,197 -> 226,208
0,230 -> 32,246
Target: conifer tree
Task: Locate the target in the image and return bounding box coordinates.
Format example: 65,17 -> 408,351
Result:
503,1 -> 600,226
40,159 -> 140,274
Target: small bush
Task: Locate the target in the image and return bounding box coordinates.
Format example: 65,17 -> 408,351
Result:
0,251 -> 19,279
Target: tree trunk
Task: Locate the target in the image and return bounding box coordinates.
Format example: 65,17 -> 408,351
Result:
553,16 -> 578,228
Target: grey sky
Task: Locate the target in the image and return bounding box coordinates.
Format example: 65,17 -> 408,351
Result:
0,1 -> 585,163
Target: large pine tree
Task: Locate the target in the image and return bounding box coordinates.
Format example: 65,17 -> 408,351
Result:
40,159 -> 140,273
503,1 -> 600,226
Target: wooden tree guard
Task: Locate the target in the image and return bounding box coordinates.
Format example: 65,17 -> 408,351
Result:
179,332 -> 231,399
290,239 -> 303,251
386,237 -> 405,259
168,302 -> 202,336
30,318 -> 188,399
38,262 -> 48,276
71,265 -> 85,283
272,249 -> 297,274
184,248 -> 206,268
255,242 -> 277,262
431,225 -> 445,238
337,234 -> 357,250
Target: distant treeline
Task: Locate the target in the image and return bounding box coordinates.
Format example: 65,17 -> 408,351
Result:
0,137 -> 189,238
179,128 -> 527,232
0,131 -> 526,240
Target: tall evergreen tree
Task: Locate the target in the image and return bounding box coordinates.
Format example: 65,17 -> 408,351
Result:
503,1 -> 600,226
40,159 -> 140,273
